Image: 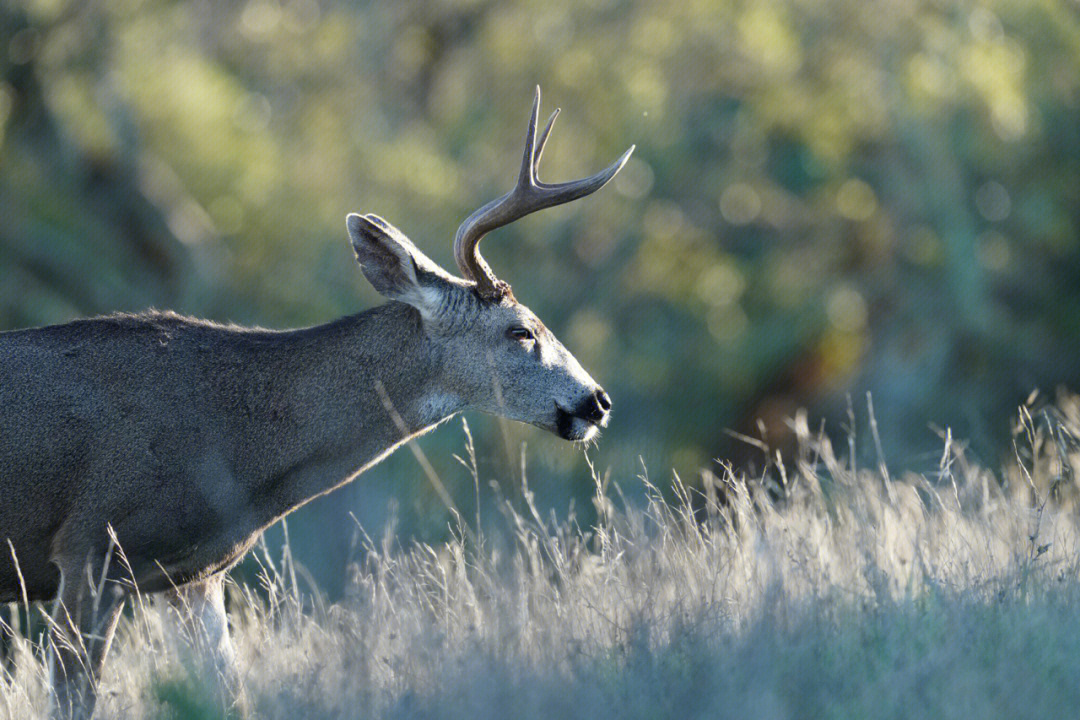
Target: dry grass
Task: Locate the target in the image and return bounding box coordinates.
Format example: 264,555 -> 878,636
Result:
4,394 -> 1080,719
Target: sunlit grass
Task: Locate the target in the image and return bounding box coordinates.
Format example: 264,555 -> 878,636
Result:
4,397 -> 1080,718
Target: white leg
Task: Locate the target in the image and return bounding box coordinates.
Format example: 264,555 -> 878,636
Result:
49,563 -> 126,720
167,574 -> 247,716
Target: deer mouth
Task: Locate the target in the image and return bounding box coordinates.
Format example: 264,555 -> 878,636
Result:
554,404 -> 602,443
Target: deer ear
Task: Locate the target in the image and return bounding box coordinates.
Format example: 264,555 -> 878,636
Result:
346,213 -> 444,318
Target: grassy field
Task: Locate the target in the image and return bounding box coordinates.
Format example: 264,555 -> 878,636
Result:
4,397 -> 1080,719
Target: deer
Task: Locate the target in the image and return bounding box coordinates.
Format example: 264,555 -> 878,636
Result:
0,87 -> 631,718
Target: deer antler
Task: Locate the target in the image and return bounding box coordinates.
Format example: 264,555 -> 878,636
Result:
454,86 -> 635,301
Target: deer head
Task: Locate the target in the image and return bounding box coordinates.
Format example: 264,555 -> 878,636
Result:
347,87 -> 632,442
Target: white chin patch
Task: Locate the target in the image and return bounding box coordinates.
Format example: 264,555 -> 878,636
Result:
578,423 -> 599,442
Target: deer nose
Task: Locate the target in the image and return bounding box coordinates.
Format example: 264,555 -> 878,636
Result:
580,388 -> 611,423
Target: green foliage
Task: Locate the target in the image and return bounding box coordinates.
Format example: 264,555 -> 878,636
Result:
154,674 -> 230,720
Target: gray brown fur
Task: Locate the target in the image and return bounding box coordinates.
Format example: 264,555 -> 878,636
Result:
1,305 -> 441,602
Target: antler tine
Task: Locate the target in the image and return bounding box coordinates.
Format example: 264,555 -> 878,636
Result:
518,86 -> 541,187
535,109 -> 559,172
454,86 -> 635,301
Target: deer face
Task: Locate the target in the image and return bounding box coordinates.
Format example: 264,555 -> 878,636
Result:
347,213 -> 610,442
448,295 -> 610,442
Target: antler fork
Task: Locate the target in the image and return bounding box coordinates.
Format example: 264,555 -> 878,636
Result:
453,86 -> 635,301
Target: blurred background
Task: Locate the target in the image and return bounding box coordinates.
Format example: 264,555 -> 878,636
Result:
2,0 -> 1079,593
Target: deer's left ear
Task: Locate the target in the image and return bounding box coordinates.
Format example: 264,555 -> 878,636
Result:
346,213 -> 447,319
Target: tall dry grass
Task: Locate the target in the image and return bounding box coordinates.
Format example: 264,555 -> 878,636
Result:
4,394 -> 1080,719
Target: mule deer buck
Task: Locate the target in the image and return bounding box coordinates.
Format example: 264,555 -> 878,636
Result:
0,87 -> 631,718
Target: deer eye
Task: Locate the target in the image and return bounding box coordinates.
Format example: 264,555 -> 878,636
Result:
508,326 -> 535,342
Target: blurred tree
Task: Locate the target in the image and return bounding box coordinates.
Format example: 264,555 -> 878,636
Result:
0,4 -> 199,327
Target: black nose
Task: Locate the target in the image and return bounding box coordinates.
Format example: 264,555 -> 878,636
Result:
579,388 -> 611,423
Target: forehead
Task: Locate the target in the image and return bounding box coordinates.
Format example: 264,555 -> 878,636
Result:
436,285 -> 548,335
482,297 -> 545,330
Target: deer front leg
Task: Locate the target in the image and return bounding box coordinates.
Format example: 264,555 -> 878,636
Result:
49,564 -> 126,720
167,574 -> 248,717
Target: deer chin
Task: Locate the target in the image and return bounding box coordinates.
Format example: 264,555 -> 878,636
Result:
553,405 -> 601,443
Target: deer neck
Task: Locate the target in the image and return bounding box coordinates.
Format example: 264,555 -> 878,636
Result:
243,302 -> 462,525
